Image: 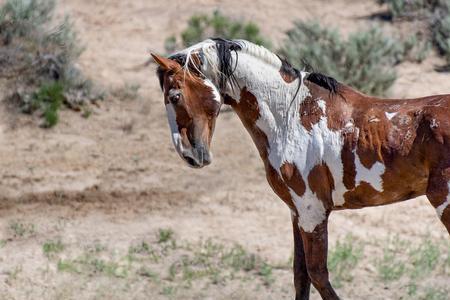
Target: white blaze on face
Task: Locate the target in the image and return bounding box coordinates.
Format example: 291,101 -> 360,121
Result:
354,151 -> 385,192
166,103 -> 184,158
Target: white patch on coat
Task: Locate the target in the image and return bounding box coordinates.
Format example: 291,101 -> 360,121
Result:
385,112 -> 397,120
430,119 -> 439,129
292,189 -> 326,233
317,99 -> 326,113
203,78 -> 221,103
436,199 -> 450,218
436,182 -> 450,218
354,151 -> 385,192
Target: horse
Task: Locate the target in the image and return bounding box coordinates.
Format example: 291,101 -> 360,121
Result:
151,38 -> 450,300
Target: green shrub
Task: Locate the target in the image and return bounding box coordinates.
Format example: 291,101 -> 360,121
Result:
29,82 -> 64,128
0,0 -> 56,38
380,0 -> 450,65
328,236 -> 363,287
165,10 -> 271,53
430,1 -> 450,64
279,22 -> 405,96
0,0 -> 100,127
378,0 -> 441,19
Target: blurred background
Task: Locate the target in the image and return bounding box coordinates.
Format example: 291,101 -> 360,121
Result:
0,0 -> 449,299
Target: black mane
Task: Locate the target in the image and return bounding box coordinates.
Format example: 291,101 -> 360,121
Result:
305,72 -> 339,94
210,38 -> 242,90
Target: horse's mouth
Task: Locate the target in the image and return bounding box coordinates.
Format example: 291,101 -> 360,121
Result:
182,149 -> 211,169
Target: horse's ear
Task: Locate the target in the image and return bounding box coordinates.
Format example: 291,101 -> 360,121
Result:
151,53 -> 180,71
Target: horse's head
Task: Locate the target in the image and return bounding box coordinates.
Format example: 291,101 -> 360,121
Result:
152,53 -> 222,168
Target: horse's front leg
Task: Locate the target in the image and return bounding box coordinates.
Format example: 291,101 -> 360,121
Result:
292,215 -> 311,300
300,218 -> 340,300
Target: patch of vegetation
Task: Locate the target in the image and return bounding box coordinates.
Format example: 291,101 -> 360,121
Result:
5,265 -> 22,281
57,260 -> 79,273
328,235 -> 363,288
58,254 -> 129,278
378,0 -> 440,19
409,238 -> 440,278
55,230 -> 276,298
376,236 -> 408,281
280,22 -> 406,96
431,1 -> 450,64
161,285 -> 177,296
43,239 -> 65,257
165,10 -> 271,53
0,0 -> 101,127
9,221 -> 35,238
158,228 -> 175,244
25,82 -> 65,127
379,0 -> 450,66
168,239 -> 273,288
421,287 -> 449,300
137,266 -> 159,281
111,83 -> 140,101
50,228 -> 449,299
128,241 -> 161,263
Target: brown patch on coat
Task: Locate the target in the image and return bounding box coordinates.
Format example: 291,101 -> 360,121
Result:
280,163 -> 306,197
266,163 -> 296,211
299,96 -> 325,131
226,88 -> 266,157
341,144 -> 356,190
307,164 -> 334,211
303,80 -> 349,132
354,108 -> 389,168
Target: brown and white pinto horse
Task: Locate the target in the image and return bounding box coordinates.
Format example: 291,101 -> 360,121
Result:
152,38 -> 450,300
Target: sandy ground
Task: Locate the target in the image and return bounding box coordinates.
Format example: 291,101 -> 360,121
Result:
0,0 -> 449,299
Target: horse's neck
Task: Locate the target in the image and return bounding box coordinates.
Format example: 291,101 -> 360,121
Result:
225,52 -> 315,169
228,52 -> 308,122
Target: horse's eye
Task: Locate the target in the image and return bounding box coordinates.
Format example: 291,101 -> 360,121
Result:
169,90 -> 182,104
170,93 -> 180,104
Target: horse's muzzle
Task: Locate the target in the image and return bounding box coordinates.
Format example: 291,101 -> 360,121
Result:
182,145 -> 211,168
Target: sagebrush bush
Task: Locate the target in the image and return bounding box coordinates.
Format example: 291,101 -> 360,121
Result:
380,0 -> 450,66
378,0 -> 441,19
165,10 -> 271,53
0,0 -> 100,127
279,22 -> 405,96
430,1 -> 450,63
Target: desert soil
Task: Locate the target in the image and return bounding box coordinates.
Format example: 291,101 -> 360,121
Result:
0,0 -> 449,299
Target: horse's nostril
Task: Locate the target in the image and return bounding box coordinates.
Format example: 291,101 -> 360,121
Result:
184,156 -> 197,166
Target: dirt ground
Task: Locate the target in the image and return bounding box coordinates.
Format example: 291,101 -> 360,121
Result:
0,0 -> 449,299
